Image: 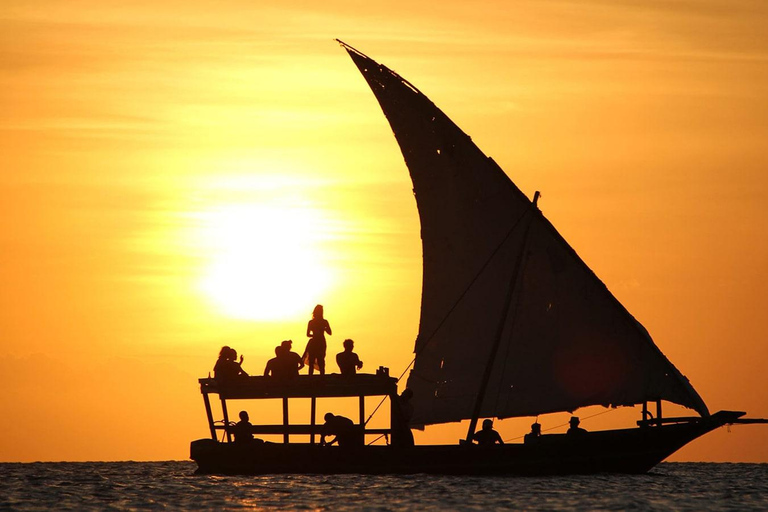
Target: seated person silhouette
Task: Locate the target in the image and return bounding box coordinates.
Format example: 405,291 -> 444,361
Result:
567,416 -> 588,435
214,346 -> 249,382
232,411 -> 254,444
471,419 -> 504,445
524,422 -> 542,444
280,339 -> 304,376
336,338 -> 363,376
264,346 -> 283,377
321,413 -> 362,447
264,346 -> 297,380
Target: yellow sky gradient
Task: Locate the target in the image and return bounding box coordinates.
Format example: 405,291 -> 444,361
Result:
1,0 -> 767,462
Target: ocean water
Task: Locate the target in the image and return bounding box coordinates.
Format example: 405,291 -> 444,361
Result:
0,461 -> 766,511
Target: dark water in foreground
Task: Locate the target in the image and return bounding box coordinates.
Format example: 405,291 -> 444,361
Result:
0,461 -> 766,511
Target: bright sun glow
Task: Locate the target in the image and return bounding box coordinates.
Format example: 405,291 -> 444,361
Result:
197,202 -> 333,321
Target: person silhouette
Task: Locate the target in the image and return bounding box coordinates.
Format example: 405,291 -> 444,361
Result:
303,304 -> 332,375
264,346 -> 286,378
280,339 -> 304,376
471,418 -> 504,445
320,413 -> 361,447
336,338 -> 363,375
567,417 -> 587,435
214,346 -> 248,382
524,422 -> 542,444
391,388 -> 415,447
214,346 -> 232,379
232,411 -> 254,444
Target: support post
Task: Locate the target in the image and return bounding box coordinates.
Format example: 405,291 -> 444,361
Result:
465,214 -> 534,443
220,397 -> 231,443
310,397 -> 317,445
656,399 -> 662,424
389,393 -> 397,445
359,396 -> 365,442
202,392 -> 216,440
283,397 -> 290,444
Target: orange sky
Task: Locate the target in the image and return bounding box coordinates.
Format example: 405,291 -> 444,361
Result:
1,0 -> 767,462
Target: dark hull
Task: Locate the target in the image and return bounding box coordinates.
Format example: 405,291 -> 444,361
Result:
191,412 -> 735,476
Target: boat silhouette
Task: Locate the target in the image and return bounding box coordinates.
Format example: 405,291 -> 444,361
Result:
190,41 -> 766,475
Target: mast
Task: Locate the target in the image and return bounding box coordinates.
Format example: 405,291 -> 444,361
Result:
465,208 -> 535,442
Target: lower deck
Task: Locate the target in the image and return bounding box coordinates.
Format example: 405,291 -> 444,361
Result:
191,412 -> 742,475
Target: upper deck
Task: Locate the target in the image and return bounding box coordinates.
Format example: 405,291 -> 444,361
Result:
199,373 -> 398,400
198,373 -> 399,443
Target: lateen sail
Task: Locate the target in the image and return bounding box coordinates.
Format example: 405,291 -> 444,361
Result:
340,41 -> 709,426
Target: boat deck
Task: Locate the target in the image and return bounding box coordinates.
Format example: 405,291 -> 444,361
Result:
199,373 -> 398,399
199,373 -> 399,443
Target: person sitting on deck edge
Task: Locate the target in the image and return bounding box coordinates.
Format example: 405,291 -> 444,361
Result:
214,346 -> 248,383
336,338 -> 363,376
471,418 -> 504,446
264,346 -> 286,378
524,422 -> 542,444
232,411 -> 254,444
321,413 -> 362,447
567,416 -> 588,435
281,339 -> 304,376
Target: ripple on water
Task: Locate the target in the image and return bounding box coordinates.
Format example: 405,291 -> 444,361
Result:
0,462 -> 766,511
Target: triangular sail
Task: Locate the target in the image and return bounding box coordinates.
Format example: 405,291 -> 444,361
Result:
340,41 -> 709,426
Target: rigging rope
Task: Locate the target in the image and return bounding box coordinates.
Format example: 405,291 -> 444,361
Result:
363,208 -> 532,427
413,208 -> 531,360
502,408 -> 616,443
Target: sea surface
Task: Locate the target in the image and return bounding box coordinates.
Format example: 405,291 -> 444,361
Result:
0,461 -> 766,511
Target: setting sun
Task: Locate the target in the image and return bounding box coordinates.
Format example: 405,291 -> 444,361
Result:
197,201 -> 333,321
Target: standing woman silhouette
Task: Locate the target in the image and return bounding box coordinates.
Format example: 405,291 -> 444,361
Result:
304,304 -> 332,375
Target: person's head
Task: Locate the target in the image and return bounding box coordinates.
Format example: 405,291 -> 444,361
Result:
228,348 -> 238,361
482,418 -> 494,430
281,340 -> 293,351
239,411 -> 249,422
313,304 -> 324,319
324,412 -> 334,422
219,346 -> 231,359
401,388 -> 413,401
531,422 -> 541,434
275,345 -> 287,357
343,338 -> 354,351
569,417 -> 580,427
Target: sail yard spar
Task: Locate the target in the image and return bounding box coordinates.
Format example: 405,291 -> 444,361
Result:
338,40 -> 709,427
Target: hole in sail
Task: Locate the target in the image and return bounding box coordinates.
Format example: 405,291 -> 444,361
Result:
436,149 -> 441,155
440,358 -> 445,369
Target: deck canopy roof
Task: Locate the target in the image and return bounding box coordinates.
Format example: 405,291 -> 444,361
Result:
200,374 -> 398,400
